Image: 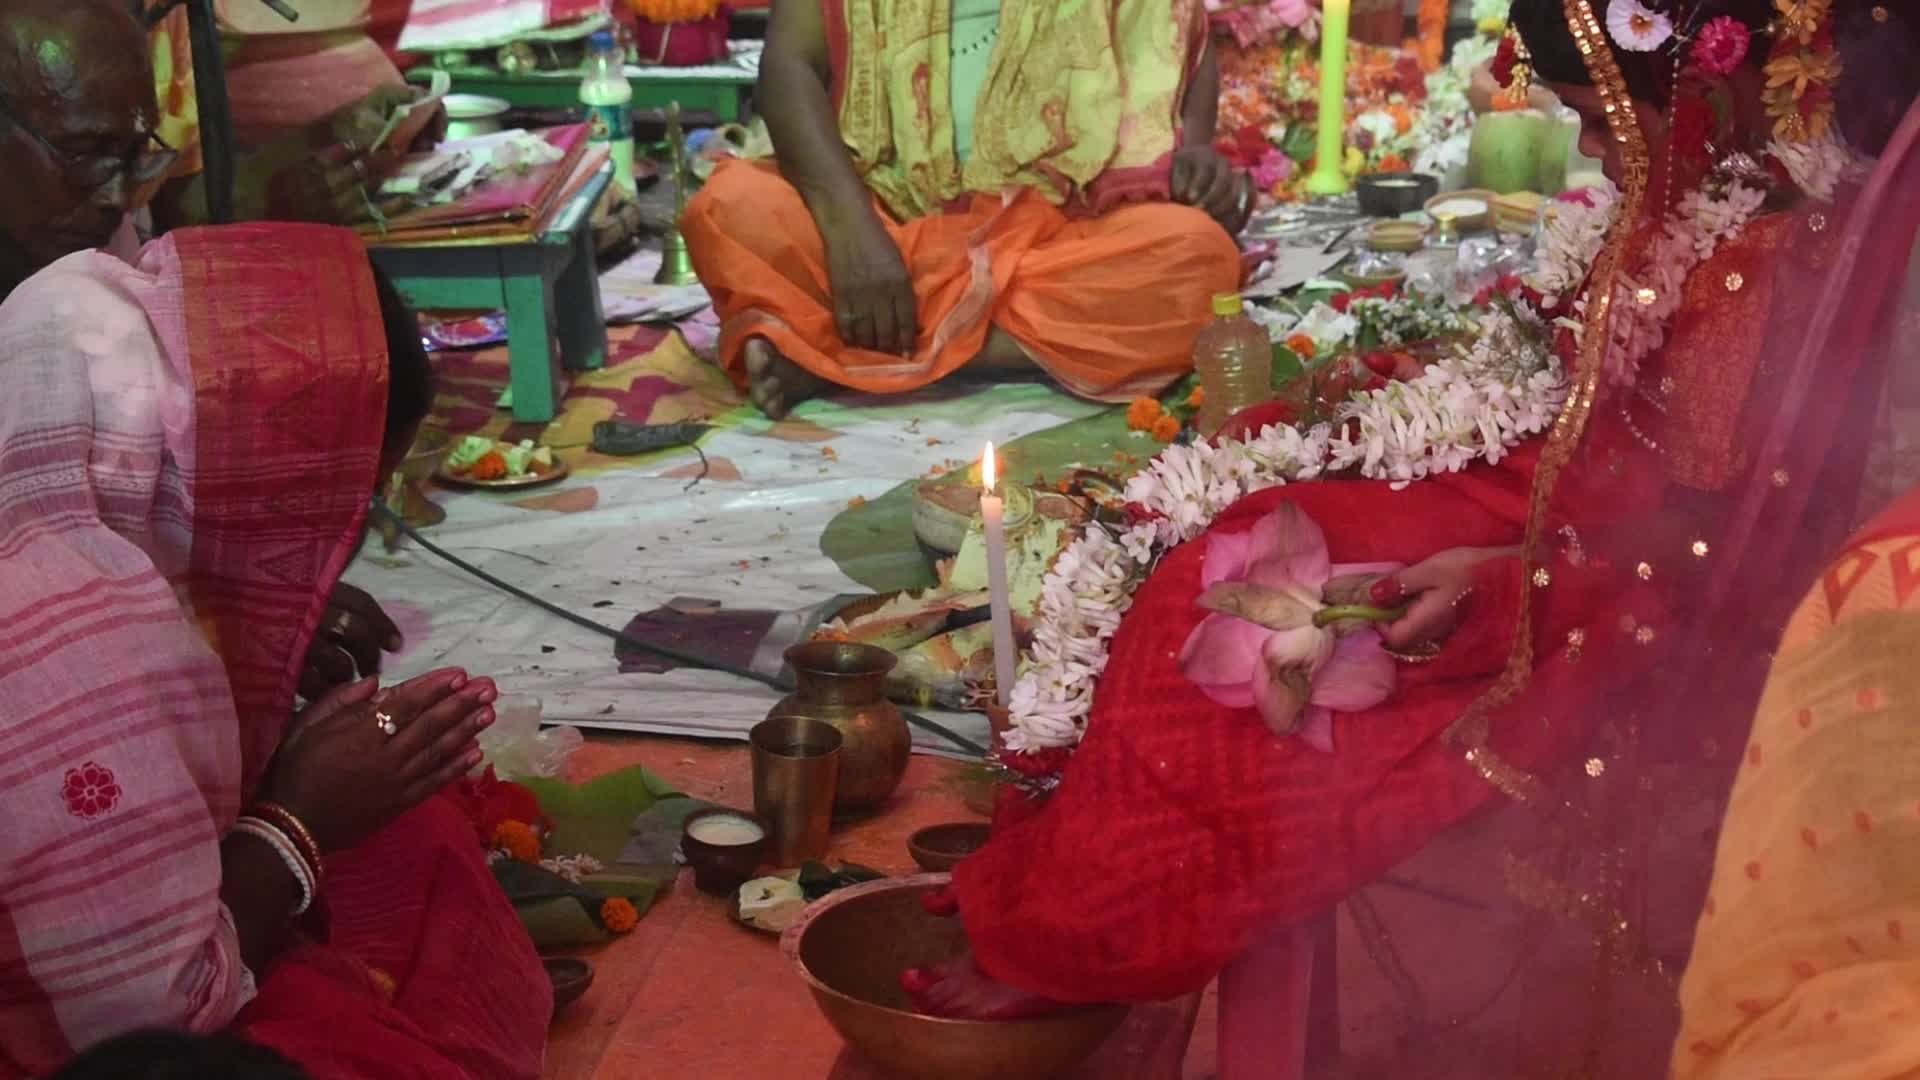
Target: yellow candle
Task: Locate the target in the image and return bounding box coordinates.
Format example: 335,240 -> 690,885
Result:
979,443 -> 1017,708
1304,0 -> 1352,196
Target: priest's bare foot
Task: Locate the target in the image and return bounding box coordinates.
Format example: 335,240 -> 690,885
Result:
904,952 -> 1065,1020
744,337 -> 829,419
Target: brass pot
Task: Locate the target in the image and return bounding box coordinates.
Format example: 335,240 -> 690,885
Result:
783,874 -> 1127,1080
772,641 -> 909,815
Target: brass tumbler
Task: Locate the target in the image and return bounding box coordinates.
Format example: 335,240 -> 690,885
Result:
752,715 -> 843,867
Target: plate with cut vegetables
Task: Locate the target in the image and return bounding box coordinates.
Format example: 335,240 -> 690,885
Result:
437,436 -> 569,489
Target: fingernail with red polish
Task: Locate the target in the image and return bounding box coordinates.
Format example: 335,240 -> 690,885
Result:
1370,577 -> 1403,605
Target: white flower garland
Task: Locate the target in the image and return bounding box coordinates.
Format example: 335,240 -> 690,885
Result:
1593,180 -> 1766,387
1006,157 -> 1844,757
1008,310 -> 1566,751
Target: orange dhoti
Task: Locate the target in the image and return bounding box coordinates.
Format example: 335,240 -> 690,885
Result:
682,159 -> 1243,402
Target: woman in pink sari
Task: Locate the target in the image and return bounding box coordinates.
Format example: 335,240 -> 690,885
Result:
0,222 -> 548,1077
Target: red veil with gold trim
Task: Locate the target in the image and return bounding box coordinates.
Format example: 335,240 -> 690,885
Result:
949,1 -> 1920,1072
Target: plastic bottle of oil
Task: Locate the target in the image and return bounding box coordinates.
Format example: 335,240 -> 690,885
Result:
1192,293 -> 1273,436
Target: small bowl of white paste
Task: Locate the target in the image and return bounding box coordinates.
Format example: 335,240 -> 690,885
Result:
1424,189 -> 1496,232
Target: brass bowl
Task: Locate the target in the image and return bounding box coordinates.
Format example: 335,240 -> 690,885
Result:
907,823 -> 993,873
783,874 -> 1127,1080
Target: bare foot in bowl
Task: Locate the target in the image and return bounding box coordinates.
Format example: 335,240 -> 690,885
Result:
904,952 -> 1065,1020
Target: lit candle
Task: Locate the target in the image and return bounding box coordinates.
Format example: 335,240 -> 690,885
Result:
979,443 -> 1017,708
1304,0 -> 1352,196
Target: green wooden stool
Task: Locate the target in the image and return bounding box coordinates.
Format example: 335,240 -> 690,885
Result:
369,164 -> 613,423
409,65 -> 755,123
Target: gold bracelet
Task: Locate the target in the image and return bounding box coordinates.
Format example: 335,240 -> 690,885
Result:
1384,641 -> 1442,664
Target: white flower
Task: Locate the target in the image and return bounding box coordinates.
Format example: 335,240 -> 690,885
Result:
1606,0 -> 1672,52
1767,132 -> 1855,202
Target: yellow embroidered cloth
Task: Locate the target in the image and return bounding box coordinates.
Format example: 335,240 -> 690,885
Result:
829,0 -> 1206,220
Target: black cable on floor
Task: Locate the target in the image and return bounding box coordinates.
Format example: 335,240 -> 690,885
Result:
368,502 -> 987,757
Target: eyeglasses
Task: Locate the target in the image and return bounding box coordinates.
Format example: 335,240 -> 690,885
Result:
0,93 -> 179,190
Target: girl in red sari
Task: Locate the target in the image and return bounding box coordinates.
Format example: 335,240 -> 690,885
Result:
0,223 -> 547,1077
922,0 -> 1920,1072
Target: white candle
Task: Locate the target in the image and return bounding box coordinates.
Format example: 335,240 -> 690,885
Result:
979,443 -> 1017,708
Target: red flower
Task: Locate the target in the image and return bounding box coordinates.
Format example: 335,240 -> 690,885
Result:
1360,351 -> 1398,377
445,766 -> 546,845
62,762 -> 122,820
1689,16 -> 1751,77
1491,35 -> 1518,88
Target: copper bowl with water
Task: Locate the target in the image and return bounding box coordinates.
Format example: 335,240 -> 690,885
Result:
783,874 -> 1127,1080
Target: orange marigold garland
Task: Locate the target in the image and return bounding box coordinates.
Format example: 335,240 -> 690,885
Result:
625,0 -> 724,23
599,896 -> 640,934
1149,415 -> 1183,443
1125,397 -> 1164,431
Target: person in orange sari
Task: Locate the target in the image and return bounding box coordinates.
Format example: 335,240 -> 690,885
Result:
682,0 -> 1250,417
1674,481 -> 1920,1078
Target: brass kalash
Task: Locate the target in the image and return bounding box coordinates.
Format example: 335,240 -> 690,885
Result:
654,101 -> 700,286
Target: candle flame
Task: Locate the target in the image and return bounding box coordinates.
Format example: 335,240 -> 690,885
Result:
981,442 -> 997,492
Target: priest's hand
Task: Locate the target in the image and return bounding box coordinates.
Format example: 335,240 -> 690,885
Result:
821,212 -> 919,356
1171,145 -> 1252,234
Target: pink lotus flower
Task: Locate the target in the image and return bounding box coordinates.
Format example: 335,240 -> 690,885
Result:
1689,16 -> 1751,77
1177,503 -> 1398,750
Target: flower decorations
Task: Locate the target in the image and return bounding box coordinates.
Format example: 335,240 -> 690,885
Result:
1595,179 -> 1769,387
1606,0 -> 1675,52
1207,0 -> 1317,51
1689,15 -> 1752,75
599,897 -> 640,934
1126,385 -> 1206,443
1005,296 -> 1566,756
448,766 -> 547,847
1763,0 -> 1840,142
1178,503 -> 1398,748
625,0 -> 725,23
493,819 -> 543,862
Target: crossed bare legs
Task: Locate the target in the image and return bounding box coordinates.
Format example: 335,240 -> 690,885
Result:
742,327 -> 1038,419
902,886 -> 1068,1020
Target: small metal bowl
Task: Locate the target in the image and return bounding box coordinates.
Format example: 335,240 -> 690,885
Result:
907,823 -> 992,873
1355,171 -> 1439,217
681,808 -> 771,896
544,957 -> 594,1015
443,93 -> 510,140
784,875 -> 1127,1080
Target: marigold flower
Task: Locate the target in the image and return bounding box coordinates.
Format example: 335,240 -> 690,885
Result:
1285,333 -> 1318,359
1126,397 -> 1164,431
1149,414 -> 1183,442
1187,385 -> 1206,408
492,819 -> 541,862
600,896 -> 640,933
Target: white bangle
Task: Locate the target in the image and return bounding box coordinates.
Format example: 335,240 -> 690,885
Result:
234,817 -> 315,917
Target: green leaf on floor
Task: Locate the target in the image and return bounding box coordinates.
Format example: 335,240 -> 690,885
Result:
521,765 -> 683,865
820,403 -> 1152,592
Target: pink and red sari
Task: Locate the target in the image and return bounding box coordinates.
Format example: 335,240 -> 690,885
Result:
951,96 -> 1920,1074
0,224 -> 546,1077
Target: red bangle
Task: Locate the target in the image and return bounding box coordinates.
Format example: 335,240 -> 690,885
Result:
251,802 -> 324,889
